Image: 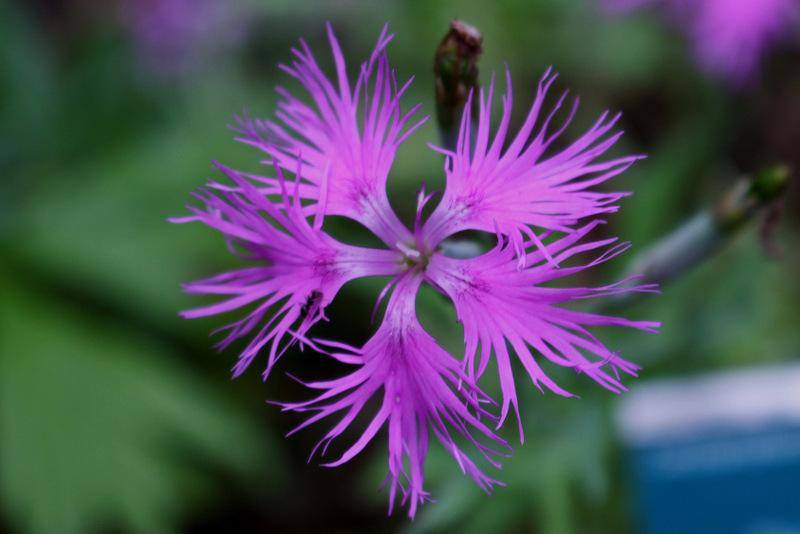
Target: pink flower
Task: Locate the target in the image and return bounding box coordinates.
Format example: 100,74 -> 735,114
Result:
603,0 -> 799,83
174,23 -> 657,517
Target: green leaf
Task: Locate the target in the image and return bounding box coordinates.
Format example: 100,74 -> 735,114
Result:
0,278 -> 285,534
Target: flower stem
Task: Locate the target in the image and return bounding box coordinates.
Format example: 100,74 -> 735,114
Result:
608,164 -> 790,309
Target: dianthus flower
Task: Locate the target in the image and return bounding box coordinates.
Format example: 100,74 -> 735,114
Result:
603,0 -> 799,83
173,23 -> 658,517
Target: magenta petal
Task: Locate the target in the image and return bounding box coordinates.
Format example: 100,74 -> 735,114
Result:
173,161 -> 402,379
422,68 -> 639,250
230,23 -> 427,246
426,222 -> 660,439
282,274 -> 508,518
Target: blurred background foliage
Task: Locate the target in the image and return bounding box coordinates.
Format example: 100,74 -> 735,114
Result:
1,0 -> 798,532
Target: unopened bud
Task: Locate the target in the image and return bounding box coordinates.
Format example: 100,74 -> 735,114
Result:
715,164 -> 790,230
434,20 -> 483,150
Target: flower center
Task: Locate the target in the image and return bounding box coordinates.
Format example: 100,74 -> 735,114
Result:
397,241 -> 431,272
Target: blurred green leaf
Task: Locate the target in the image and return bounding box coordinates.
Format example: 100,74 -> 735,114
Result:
0,276 -> 284,534
409,399 -> 614,534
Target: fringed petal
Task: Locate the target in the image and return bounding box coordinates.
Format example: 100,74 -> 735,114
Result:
426,221 -> 660,441
280,274 -> 508,518
230,23 -> 428,246
172,161 -> 402,379
422,68 -> 640,252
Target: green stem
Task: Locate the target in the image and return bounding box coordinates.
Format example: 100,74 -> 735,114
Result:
608,165 -> 790,309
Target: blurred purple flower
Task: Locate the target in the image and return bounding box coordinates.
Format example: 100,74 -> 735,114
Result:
121,0 -> 244,79
604,0 -> 799,83
173,23 -> 657,516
